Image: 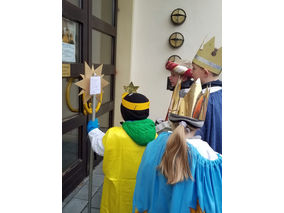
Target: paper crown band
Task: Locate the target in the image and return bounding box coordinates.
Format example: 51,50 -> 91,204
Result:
121,99 -> 150,111
194,55 -> 222,71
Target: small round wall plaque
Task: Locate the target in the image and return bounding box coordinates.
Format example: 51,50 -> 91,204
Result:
171,8 -> 187,25
169,32 -> 184,48
168,55 -> 182,63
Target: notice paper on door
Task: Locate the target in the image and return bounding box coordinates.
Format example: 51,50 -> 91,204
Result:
90,76 -> 101,95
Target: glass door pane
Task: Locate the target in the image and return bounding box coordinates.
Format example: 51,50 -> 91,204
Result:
66,0 -> 81,8
97,112 -> 110,132
92,30 -> 113,64
62,128 -> 79,172
62,18 -> 80,63
92,0 -> 114,25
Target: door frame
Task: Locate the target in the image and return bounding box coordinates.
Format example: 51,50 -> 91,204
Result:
62,0 -> 117,200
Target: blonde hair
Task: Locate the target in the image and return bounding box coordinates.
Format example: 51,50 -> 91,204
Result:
157,123 -> 193,184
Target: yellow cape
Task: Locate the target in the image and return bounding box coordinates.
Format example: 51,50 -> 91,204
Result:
100,127 -> 155,213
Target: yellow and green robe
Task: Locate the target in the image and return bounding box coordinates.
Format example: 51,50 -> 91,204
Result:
88,119 -> 156,213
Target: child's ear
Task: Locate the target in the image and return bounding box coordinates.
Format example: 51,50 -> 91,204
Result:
203,68 -> 210,77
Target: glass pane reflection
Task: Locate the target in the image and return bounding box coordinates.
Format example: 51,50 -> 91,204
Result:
62,128 -> 79,172
92,0 -> 113,25
92,30 -> 112,64
97,112 -> 110,132
66,0 -> 81,8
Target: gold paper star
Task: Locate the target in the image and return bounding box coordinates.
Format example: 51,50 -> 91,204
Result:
123,82 -> 139,94
75,62 -> 109,104
190,200 -> 205,213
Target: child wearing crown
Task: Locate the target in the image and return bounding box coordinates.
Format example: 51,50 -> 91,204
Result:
155,60 -> 194,134
162,37 -> 222,154
132,78 -> 222,213
165,59 -> 193,91
191,37 -> 222,154
87,83 -> 157,213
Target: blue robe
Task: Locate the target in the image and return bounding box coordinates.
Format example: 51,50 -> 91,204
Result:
132,132 -> 222,213
196,88 -> 222,154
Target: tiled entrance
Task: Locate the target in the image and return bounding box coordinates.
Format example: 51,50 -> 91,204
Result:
63,161 -> 104,213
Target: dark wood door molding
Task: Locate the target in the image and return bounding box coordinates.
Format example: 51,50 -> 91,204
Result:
62,0 -> 117,200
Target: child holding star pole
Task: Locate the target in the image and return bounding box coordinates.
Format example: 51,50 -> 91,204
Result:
74,62 -> 109,213
87,82 -> 157,213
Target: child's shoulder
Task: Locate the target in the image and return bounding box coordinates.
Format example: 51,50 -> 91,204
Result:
105,126 -> 125,136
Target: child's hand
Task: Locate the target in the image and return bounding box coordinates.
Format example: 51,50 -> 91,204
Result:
87,118 -> 100,133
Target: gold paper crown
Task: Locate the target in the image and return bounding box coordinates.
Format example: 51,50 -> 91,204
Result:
169,78 -> 210,121
192,37 -> 222,75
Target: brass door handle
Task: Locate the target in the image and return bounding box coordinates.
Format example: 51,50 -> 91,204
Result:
82,90 -> 103,114
65,78 -> 88,115
66,77 -> 103,115
65,78 -> 79,112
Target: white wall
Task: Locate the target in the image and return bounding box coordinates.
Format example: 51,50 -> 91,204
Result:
115,0 -> 222,125
114,0 -> 133,125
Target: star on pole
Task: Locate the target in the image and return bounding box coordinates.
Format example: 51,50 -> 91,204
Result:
123,82 -> 139,94
75,62 -> 109,104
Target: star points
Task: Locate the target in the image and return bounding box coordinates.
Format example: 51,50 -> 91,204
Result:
75,62 -> 109,104
123,82 -> 139,94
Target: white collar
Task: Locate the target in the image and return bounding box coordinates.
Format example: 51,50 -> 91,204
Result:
186,138 -> 218,160
202,86 -> 222,94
